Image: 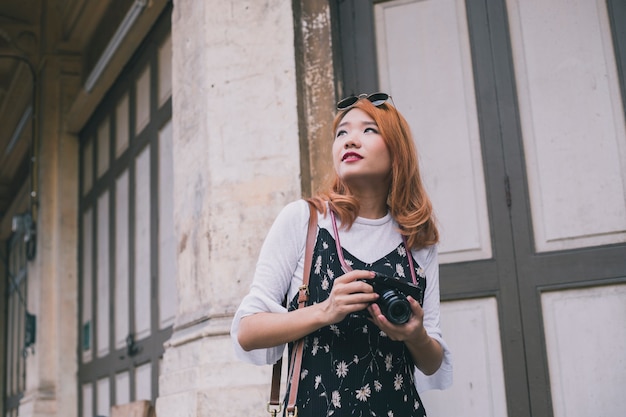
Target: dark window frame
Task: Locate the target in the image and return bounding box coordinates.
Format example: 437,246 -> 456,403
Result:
77,5 -> 173,416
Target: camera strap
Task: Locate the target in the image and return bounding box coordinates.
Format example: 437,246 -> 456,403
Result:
328,209 -> 418,285
268,201 -> 318,417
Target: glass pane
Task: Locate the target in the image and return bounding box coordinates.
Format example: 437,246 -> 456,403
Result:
97,117 -> 110,178
134,145 -> 151,339
82,383 -> 93,417
82,209 -> 93,363
135,66 -> 151,135
135,362 -> 152,402
115,171 -> 130,349
158,34 -> 172,106
96,377 -> 110,417
83,139 -> 93,195
116,94 -> 130,158
158,120 -> 177,328
97,192 -> 110,357
115,371 -> 130,406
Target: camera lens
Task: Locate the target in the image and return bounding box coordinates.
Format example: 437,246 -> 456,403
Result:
378,289 -> 411,325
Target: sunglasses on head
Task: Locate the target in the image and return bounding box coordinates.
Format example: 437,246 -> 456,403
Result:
336,92 -> 393,110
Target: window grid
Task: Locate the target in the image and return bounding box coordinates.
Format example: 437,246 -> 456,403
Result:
3,229 -> 28,416
77,8 -> 173,417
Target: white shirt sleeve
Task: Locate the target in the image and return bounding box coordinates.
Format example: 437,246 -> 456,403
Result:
230,200 -> 310,365
412,245 -> 453,391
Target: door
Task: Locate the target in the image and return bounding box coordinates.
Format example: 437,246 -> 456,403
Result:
334,0 -> 626,416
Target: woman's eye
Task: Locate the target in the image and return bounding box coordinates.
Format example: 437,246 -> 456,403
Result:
335,130 -> 347,138
364,127 -> 378,134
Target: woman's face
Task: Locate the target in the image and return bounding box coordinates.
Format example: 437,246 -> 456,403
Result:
332,108 -> 392,189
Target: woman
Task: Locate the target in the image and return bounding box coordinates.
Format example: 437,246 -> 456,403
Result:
231,93 -> 452,416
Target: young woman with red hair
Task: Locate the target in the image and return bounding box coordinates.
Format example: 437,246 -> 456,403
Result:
231,93 -> 452,417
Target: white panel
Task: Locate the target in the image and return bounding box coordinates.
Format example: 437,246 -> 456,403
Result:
115,171 -> 130,349
97,192 -> 110,357
96,377 -> 110,417
97,117 -> 110,178
82,209 -> 93,363
116,94 -> 129,158
135,362 -> 152,402
421,297 -> 508,417
507,0 -> 626,251
542,284 -> 626,417
135,146 -> 151,339
136,65 -> 151,135
158,120 -> 178,328
116,371 -> 130,406
375,0 -> 492,264
82,383 -> 93,417
83,139 -> 93,195
158,33 -> 172,107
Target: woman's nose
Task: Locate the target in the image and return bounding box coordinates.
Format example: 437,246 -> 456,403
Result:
344,133 -> 360,148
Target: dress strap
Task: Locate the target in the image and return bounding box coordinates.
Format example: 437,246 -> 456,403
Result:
329,209 -> 418,284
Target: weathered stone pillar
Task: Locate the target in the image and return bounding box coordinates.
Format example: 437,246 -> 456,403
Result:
19,54 -> 80,417
156,1 -> 301,415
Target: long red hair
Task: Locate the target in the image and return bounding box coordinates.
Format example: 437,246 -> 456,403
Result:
308,98 -> 439,250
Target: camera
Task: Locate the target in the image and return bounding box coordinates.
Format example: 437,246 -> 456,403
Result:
356,272 -> 423,325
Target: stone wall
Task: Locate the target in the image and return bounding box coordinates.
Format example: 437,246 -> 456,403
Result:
157,0 -> 310,415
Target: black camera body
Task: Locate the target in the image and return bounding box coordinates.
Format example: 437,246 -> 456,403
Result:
357,272 -> 423,325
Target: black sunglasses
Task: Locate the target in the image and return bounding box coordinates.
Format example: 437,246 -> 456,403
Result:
336,92 -> 393,110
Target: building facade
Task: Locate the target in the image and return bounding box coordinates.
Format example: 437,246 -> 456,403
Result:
1,1 -> 625,416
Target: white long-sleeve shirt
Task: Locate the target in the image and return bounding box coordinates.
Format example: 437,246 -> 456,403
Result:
230,199 -> 452,391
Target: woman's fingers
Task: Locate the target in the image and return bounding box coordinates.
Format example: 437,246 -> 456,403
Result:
321,270 -> 378,323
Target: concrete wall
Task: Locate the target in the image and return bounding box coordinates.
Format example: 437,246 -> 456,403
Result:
157,1 -> 305,415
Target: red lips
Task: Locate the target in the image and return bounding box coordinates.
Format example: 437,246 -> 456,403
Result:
342,152 -> 363,162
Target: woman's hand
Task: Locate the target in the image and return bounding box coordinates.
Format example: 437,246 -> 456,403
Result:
367,296 -> 429,343
239,269 -> 379,351
368,296 -> 443,375
318,270 -> 379,325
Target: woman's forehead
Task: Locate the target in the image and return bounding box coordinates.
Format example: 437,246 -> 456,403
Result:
337,108 -> 377,127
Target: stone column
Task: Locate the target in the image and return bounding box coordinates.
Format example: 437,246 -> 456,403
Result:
156,1 -> 301,415
18,53 -> 81,417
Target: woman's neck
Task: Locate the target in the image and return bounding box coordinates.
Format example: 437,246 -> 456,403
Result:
354,193 -> 388,219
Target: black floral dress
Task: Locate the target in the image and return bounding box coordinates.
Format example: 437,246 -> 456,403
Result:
287,227 -> 428,417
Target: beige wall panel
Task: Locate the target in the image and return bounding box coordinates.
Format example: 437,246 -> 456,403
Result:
96,191 -> 110,357
136,362 -> 152,402
97,118 -> 110,178
375,0 -> 492,264
136,66 -> 151,136
83,139 -> 93,195
116,94 -> 129,157
116,371 -> 130,406
158,120 -> 177,329
421,298 -> 508,416
115,170 -> 130,349
158,34 -> 172,107
82,209 -> 93,363
96,377 -> 110,417
82,383 -> 93,417
134,145 -> 151,339
542,284 -> 626,417
507,0 -> 626,252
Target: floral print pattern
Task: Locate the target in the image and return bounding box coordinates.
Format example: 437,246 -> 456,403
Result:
286,228 -> 428,417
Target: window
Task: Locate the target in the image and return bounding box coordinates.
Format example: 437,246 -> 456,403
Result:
78,10 -> 175,417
